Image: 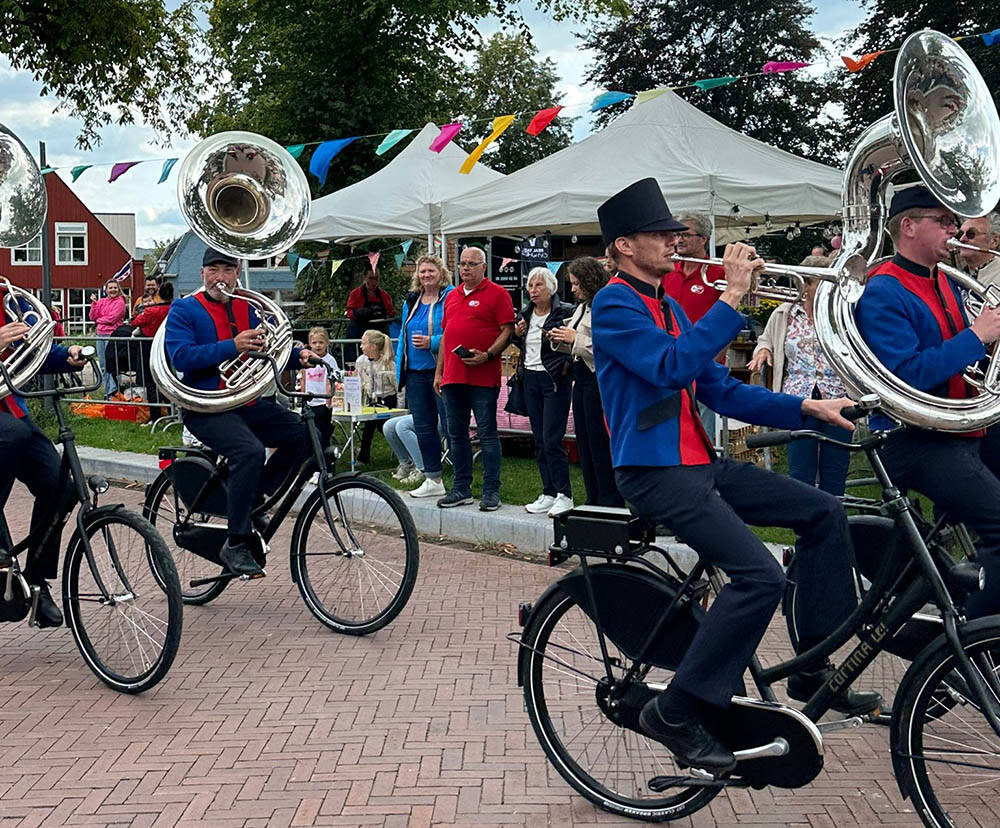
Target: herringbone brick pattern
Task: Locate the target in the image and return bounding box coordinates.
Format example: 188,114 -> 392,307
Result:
0,482 -> 956,826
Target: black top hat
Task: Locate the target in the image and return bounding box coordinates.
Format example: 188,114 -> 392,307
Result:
888,184 -> 948,219
598,178 -> 688,247
202,248 -> 239,267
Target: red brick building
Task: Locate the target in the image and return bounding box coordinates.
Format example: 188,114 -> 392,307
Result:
0,172 -> 143,335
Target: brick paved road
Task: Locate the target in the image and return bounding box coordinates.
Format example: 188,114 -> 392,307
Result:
0,483 -> 931,827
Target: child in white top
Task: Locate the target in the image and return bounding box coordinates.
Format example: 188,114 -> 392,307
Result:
299,327 -> 341,447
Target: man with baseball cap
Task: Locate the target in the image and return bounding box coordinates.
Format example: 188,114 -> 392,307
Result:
591,178 -> 876,774
163,247 -> 318,578
856,184 -> 1000,619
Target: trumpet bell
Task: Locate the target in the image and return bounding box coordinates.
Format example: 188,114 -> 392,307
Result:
894,30 -> 1000,218
177,131 -> 311,259
0,123 -> 47,248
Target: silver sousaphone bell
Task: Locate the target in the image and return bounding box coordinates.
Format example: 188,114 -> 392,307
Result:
150,131 -> 312,413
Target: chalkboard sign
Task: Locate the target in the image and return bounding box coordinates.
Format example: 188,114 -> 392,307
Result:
493,258 -> 522,311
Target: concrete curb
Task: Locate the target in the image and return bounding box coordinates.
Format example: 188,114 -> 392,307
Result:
74,446 -> 784,564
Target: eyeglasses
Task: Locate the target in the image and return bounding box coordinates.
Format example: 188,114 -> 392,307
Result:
459,261 -> 485,268
677,231 -> 705,238
959,228 -> 980,240
910,213 -> 958,229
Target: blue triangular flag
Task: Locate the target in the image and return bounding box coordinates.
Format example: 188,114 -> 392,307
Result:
287,252 -> 299,271
402,240 -> 413,255
546,261 -> 564,277
394,253 -> 404,269
983,28 -> 1000,46
158,158 -> 178,184
309,137 -> 359,186
375,129 -> 414,156
590,91 -> 633,112
296,257 -> 312,275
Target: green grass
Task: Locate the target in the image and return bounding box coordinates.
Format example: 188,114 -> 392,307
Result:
29,401 -> 180,455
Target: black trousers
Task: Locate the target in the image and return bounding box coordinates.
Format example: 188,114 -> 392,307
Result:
616,460 -> 856,708
523,369 -> 572,497
0,412 -> 74,582
572,366 -> 623,506
183,400 -> 309,537
883,429 -> 1000,619
357,394 -> 398,464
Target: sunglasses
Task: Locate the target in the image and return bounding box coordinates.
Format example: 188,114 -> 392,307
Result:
959,228 -> 982,240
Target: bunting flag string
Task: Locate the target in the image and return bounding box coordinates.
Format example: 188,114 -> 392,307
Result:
36,26 -> 1000,184
368,251 -> 381,273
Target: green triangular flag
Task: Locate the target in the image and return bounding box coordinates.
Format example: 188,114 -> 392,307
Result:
693,76 -> 739,90
286,144 -> 306,159
71,165 -> 92,182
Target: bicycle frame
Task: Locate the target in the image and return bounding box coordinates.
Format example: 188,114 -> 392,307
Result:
0,354 -> 136,613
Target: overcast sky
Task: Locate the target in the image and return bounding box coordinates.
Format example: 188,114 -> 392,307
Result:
0,1 -> 865,250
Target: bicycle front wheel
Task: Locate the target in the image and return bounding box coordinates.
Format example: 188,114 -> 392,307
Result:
522,587 -> 718,822
63,509 -> 183,693
893,623 -> 1000,828
290,475 -> 418,635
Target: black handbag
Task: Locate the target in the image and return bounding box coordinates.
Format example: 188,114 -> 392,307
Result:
505,373 -> 528,416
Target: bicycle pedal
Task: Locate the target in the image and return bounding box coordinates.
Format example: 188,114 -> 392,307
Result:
239,569 -> 267,581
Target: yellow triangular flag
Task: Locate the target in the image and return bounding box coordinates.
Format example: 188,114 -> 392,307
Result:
330,259 -> 344,275
460,115 -> 516,174
636,87 -> 671,105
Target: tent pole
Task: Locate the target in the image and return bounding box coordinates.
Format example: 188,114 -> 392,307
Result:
709,213 -> 718,256
427,232 -> 433,257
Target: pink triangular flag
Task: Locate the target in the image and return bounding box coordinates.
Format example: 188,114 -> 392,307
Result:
429,123 -> 462,153
108,161 -> 141,183
761,61 -> 810,74
500,257 -> 516,270
368,252 -> 380,273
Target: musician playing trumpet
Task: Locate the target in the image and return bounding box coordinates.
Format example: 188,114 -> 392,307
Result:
0,287 -> 86,627
163,248 -> 318,577
856,186 -> 1000,618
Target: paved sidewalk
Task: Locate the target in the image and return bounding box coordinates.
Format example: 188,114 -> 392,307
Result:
0,483 -> 924,827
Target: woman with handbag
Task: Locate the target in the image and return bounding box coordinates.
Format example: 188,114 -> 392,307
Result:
512,267 -> 575,516
395,255 -> 453,498
548,256 -> 624,507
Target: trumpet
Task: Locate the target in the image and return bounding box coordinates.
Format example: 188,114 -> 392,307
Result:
671,254 -> 869,303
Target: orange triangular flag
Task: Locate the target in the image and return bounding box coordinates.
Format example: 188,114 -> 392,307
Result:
842,51 -> 885,72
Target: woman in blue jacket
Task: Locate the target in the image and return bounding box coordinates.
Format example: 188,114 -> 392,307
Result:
395,255 -> 453,499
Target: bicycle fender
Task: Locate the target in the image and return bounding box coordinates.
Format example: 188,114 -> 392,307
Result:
889,615 -> 1000,799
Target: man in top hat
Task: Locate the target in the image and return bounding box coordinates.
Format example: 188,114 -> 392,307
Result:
591,178 -> 876,775
164,248 -> 318,578
856,185 -> 1000,618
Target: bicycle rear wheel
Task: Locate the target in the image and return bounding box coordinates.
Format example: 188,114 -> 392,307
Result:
63,509 -> 183,693
892,623 -> 1000,828
144,471 -> 228,604
290,475 -> 418,635
521,587 -> 718,822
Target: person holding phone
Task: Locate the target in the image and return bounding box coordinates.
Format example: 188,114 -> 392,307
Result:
434,245 -> 514,511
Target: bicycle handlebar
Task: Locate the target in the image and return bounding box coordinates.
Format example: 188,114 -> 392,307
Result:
0,345 -> 102,399
745,398 -> 904,452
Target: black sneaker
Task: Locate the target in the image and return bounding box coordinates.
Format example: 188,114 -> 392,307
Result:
33,581 -> 63,629
220,540 -> 264,577
479,492 -> 502,511
638,698 -> 736,774
787,660 -> 883,715
437,490 -> 473,508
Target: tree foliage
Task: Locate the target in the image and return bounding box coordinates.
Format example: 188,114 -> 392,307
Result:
580,0 -> 843,164
842,1 -> 1000,130
0,0 -> 201,149
456,33 -> 574,174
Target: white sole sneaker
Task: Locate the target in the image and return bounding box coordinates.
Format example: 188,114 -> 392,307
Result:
410,479 -> 446,498
525,496 -> 556,514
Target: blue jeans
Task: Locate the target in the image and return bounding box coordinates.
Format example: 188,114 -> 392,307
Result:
384,415 -> 422,469
786,415 -> 851,496
405,369 -> 447,477
96,337 -> 118,397
441,383 -> 500,497
523,369 -> 572,497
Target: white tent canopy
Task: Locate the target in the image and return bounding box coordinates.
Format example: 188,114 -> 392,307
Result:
440,91 -> 843,243
300,122 -> 504,243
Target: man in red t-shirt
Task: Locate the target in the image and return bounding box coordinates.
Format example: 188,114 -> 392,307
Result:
663,212 -> 726,441
433,245 -> 514,511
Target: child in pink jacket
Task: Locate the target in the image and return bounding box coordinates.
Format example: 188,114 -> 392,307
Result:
89,281 -> 127,397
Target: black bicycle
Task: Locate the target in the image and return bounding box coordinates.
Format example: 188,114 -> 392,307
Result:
515,394 -> 1000,826
0,349 -> 183,693
143,353 -> 419,635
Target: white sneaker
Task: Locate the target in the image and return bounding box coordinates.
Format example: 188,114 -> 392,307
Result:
410,477 -> 446,498
525,494 -> 556,514
547,493 -> 575,517
403,468 -> 425,485
392,462 -> 414,480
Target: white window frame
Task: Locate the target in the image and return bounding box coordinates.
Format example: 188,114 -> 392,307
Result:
11,233 -> 42,265
55,222 -> 88,266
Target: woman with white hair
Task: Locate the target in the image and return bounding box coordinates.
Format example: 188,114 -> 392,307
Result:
511,267 -> 575,516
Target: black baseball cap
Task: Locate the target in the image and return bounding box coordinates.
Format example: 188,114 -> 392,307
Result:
598,178 -> 688,246
202,248 -> 239,267
888,184 -> 949,219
